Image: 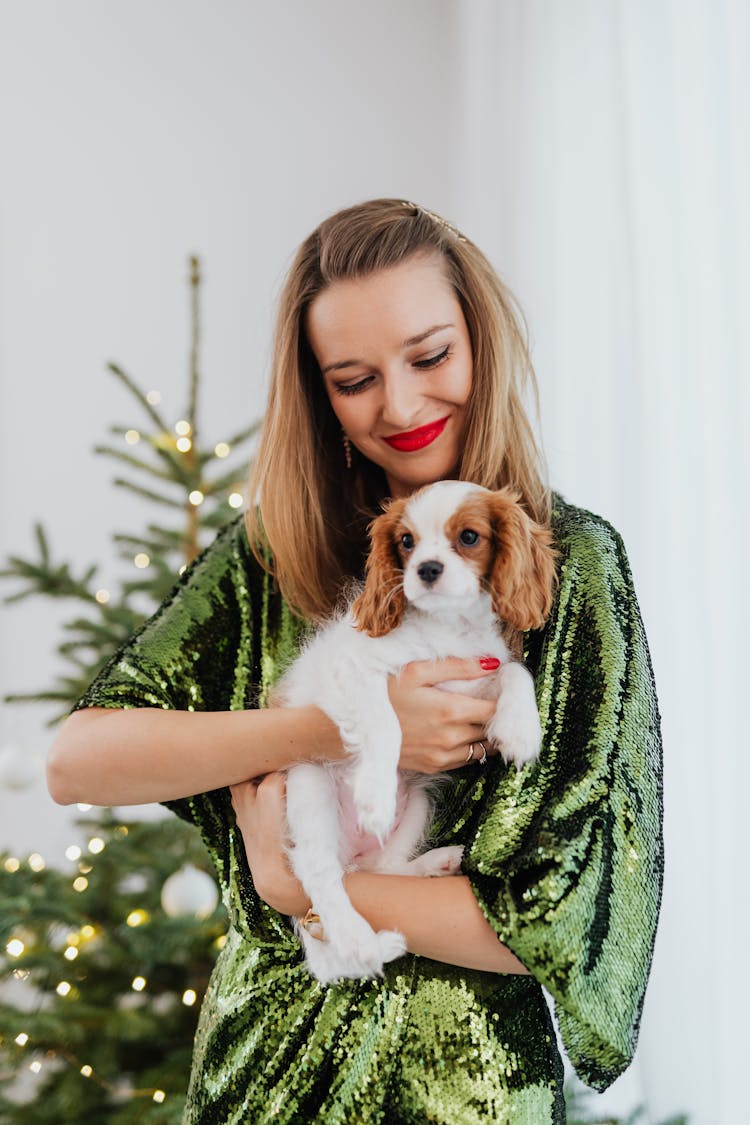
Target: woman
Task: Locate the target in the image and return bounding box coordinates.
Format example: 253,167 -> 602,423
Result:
47,199 -> 663,1123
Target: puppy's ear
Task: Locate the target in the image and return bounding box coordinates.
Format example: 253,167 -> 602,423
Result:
487,488 -> 559,632
351,500 -> 407,637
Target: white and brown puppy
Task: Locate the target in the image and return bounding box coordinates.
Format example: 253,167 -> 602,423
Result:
275,480 -> 557,984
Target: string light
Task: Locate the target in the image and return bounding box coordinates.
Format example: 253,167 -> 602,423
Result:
87,837 -> 105,854
95,589 -> 110,604
176,436 -> 192,453
4,856 -> 20,873
134,553 -> 150,569
56,981 -> 72,997
153,1090 -> 166,1103
15,1033 -> 28,1047
125,430 -> 140,445
188,490 -> 204,506
29,1060 -> 42,1074
115,825 -> 129,837
175,420 -> 192,436
63,946 -> 79,961
65,845 -> 82,862
146,390 -> 161,405
228,492 -> 243,509
80,924 -> 96,941
214,934 -> 227,951
78,862 -> 92,874
28,853 -> 45,872
80,1064 -> 93,1078
6,938 -> 24,958
126,909 -> 150,927
131,977 -> 147,992
73,877 -> 88,893
182,989 -> 197,1006
214,442 -> 230,458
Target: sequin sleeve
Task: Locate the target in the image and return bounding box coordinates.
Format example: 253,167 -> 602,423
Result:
461,498 -> 664,1092
70,516 -> 298,845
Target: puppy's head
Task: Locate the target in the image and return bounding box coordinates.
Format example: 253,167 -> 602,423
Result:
352,481 -> 558,637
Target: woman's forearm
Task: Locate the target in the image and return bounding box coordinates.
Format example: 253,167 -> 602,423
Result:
46,705 -> 343,807
342,871 -> 530,975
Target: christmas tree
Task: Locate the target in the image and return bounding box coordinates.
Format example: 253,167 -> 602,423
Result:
0,257 -> 255,1120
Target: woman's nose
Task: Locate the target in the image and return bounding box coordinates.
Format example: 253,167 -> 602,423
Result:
380,372 -> 421,428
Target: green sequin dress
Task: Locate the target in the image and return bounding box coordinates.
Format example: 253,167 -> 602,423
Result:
73,493 -> 663,1124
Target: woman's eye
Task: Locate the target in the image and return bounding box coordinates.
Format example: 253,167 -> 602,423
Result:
400,533 -> 415,551
413,345 -> 450,370
334,377 -> 373,396
459,529 -> 479,546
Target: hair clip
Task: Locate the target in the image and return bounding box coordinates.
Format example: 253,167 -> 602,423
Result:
400,200 -> 467,243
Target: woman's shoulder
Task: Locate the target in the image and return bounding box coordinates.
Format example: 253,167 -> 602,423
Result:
550,489 -> 626,566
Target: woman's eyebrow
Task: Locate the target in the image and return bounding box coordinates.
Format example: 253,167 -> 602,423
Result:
321,324 -> 455,376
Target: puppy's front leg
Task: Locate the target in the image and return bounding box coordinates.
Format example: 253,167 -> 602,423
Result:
485,661 -> 542,769
343,676 -> 402,842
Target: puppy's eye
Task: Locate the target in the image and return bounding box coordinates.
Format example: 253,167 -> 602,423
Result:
400,533 -> 415,552
458,529 -> 480,546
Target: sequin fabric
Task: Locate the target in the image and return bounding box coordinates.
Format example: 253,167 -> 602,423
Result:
72,494 -> 663,1124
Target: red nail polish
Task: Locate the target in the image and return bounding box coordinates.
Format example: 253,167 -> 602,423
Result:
479,656 -> 500,670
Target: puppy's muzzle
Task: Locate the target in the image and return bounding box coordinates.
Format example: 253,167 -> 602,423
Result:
417,560 -> 444,586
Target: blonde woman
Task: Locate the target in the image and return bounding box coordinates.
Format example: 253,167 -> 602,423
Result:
48,199 -> 663,1123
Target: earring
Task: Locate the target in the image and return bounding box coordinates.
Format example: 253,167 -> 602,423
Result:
342,431 -> 352,470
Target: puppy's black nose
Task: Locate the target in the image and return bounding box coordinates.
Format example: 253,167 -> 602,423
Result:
417,560 -> 444,585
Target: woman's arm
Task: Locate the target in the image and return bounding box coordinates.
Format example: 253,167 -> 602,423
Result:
46,705 -> 343,807
46,656 -> 498,808
232,773 -> 529,977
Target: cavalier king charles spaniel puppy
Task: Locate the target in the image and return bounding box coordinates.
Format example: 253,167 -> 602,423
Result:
273,480 -> 557,984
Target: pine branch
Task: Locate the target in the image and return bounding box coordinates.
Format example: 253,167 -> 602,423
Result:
92,445 -> 186,485
111,480 -> 186,509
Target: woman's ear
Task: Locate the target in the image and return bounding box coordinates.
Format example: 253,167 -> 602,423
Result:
487,489 -> 559,632
352,500 -> 407,637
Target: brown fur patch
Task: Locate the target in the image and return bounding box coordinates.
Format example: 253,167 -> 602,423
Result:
351,498 -> 409,637
484,488 -> 559,631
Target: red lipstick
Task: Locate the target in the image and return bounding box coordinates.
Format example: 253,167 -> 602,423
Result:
382,416 -> 449,452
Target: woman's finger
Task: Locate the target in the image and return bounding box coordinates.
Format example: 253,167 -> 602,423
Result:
402,656 -> 502,688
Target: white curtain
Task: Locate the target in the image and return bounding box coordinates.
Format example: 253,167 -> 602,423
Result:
455,3 -> 749,1123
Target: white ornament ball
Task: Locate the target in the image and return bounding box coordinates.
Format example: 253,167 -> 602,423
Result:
161,865 -> 218,919
0,743 -> 37,790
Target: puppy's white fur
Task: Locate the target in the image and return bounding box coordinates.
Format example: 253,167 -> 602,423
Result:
274,480 -> 556,984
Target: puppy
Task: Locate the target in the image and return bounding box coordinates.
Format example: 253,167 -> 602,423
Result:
274,480 -> 557,984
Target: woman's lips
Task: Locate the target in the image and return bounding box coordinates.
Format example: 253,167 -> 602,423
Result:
381,416 -> 449,452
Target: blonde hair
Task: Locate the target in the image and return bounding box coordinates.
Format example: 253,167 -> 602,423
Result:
246,198 -> 551,622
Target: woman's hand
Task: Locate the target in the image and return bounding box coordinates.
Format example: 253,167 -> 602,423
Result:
229,773 -> 311,917
388,657 -> 500,773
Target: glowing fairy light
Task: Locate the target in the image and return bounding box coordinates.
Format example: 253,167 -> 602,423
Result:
87,837 -> 105,855
95,589 -> 110,604
153,1090 -> 166,1103
80,925 -> 96,940
4,857 -> 20,873
175,420 -> 192,436
80,1064 -> 93,1077
146,390 -> 161,405
28,854 -> 45,872
64,946 -> 79,961
182,989 -> 197,1006
176,436 -> 192,453
126,909 -> 149,927
228,492 -> 243,509
65,846 -> 82,862
214,442 -> 230,458
29,1060 -> 42,1074
77,803 -> 92,812
189,490 -> 204,506
15,1033 -> 29,1047
132,976 -> 147,992
73,877 -> 88,893
134,553 -> 150,569
6,939 -> 24,958
125,430 -> 140,445
56,981 -> 72,997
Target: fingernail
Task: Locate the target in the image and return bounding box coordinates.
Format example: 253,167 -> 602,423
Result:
479,656 -> 501,670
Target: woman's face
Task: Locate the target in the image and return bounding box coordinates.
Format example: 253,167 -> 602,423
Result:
306,254 -> 474,499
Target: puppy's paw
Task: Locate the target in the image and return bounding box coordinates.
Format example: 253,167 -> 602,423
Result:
409,845 -> 465,877
352,771 -> 398,841
487,700 -> 542,770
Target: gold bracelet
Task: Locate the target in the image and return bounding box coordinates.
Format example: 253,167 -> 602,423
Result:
300,907 -> 326,942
